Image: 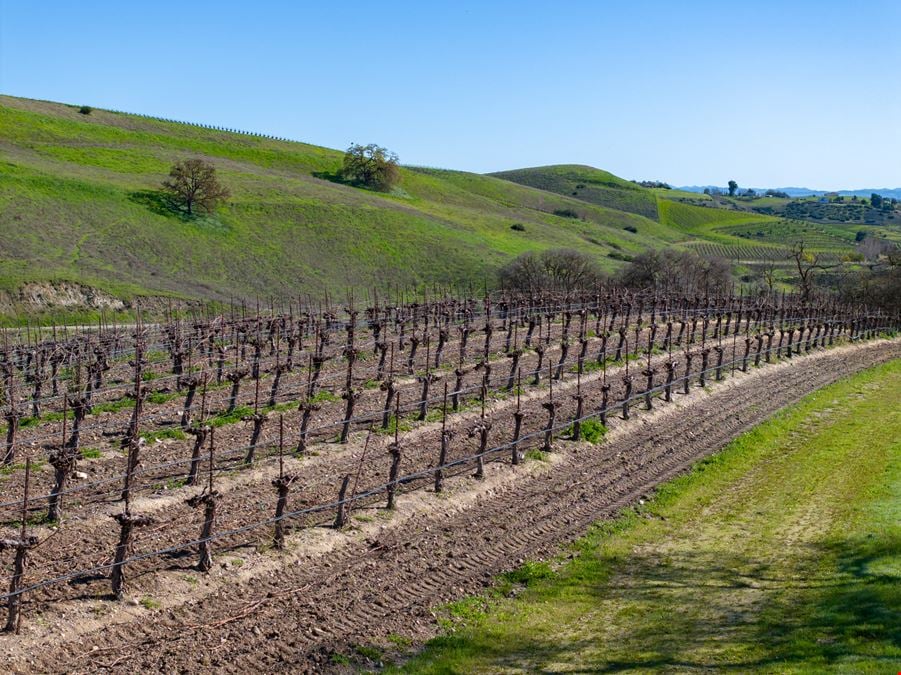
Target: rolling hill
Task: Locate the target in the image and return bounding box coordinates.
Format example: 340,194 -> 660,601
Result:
0,96 -> 687,317
0,95 -> 879,319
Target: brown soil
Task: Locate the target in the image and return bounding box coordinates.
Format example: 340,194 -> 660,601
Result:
1,337 -> 897,673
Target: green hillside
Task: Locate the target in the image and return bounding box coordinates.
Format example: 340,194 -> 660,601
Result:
0,96 -> 877,318
0,96 -> 685,313
497,165 -> 884,279
490,164 -> 660,220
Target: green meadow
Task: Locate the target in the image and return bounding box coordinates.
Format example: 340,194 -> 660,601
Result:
392,359 -> 901,673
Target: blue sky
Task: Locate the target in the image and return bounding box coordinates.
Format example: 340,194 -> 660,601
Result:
1,1 -> 899,189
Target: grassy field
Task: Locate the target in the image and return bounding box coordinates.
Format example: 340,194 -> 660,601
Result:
392,359 -> 901,673
489,164 -> 660,220
0,96 -> 686,310
0,95 -> 885,316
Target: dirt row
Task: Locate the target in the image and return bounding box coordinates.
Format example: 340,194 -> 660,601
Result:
0,315 -> 757,521
0,331 -> 720,603
2,336 -> 896,673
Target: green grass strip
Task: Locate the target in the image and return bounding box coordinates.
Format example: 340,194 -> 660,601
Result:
393,358 -> 901,673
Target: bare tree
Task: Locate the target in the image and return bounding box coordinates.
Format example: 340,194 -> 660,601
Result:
789,242 -> 835,301
498,249 -> 605,293
618,249 -> 731,295
162,159 -> 230,216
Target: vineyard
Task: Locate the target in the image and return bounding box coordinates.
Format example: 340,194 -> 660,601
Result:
0,290 -> 898,670
682,241 -> 848,266
719,220 -> 857,249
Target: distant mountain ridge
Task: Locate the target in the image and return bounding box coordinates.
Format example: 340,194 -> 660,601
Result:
679,186 -> 901,199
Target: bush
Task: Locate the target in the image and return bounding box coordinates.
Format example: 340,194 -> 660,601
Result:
78,105 -> 92,115
568,419 -> 607,444
623,225 -> 638,234
510,223 -> 526,232
553,208 -> 580,219
607,252 -> 633,262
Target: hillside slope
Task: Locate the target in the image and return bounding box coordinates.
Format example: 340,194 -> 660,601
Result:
490,164 -> 660,220
0,96 -> 683,312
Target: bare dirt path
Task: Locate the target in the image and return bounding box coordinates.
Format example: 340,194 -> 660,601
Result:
2,337 -> 898,673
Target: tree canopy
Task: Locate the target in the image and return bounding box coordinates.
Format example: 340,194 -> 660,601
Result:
162,158 -> 230,216
340,143 -> 400,191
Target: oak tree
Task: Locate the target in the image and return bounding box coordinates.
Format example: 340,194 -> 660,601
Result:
162,158 -> 230,216
340,143 -> 400,191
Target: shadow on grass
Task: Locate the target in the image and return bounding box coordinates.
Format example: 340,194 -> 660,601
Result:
411,535 -> 901,673
128,190 -> 229,231
128,189 -> 191,221
311,170 -> 343,185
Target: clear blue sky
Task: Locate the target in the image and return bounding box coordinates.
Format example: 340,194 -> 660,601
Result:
2,1 -> 899,189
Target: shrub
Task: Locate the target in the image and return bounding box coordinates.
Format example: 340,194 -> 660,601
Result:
78,105 -> 92,115
553,208 -> 580,219
607,252 -> 633,262
623,225 -> 638,233
510,223 -> 526,232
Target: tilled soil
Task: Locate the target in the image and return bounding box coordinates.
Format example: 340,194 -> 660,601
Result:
0,338 -> 751,607
0,316 -> 619,516
2,337 -> 897,673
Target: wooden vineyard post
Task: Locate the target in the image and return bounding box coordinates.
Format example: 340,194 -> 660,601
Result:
571,371 -> 584,441
243,375 -> 267,465
2,458 -> 37,633
2,349 -> 23,466
268,328 -> 286,407
186,374 -> 210,486
642,337 -> 655,411
380,345 -> 397,429
505,344 -> 522,391
699,346 -> 710,388
272,416 -> 297,551
417,337 -> 436,422
511,371 -> 524,465
542,363 -> 557,451
599,354 -> 611,426
111,434 -> 153,599
621,339 -> 633,420
554,338 -> 569,380
187,427 -> 219,572
340,321 -> 360,442
714,344 -> 725,381
470,387 -> 491,479
225,367 -> 248,413
333,474 -> 351,529
296,356 -> 320,454
435,384 -> 450,492
386,393 -> 402,510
